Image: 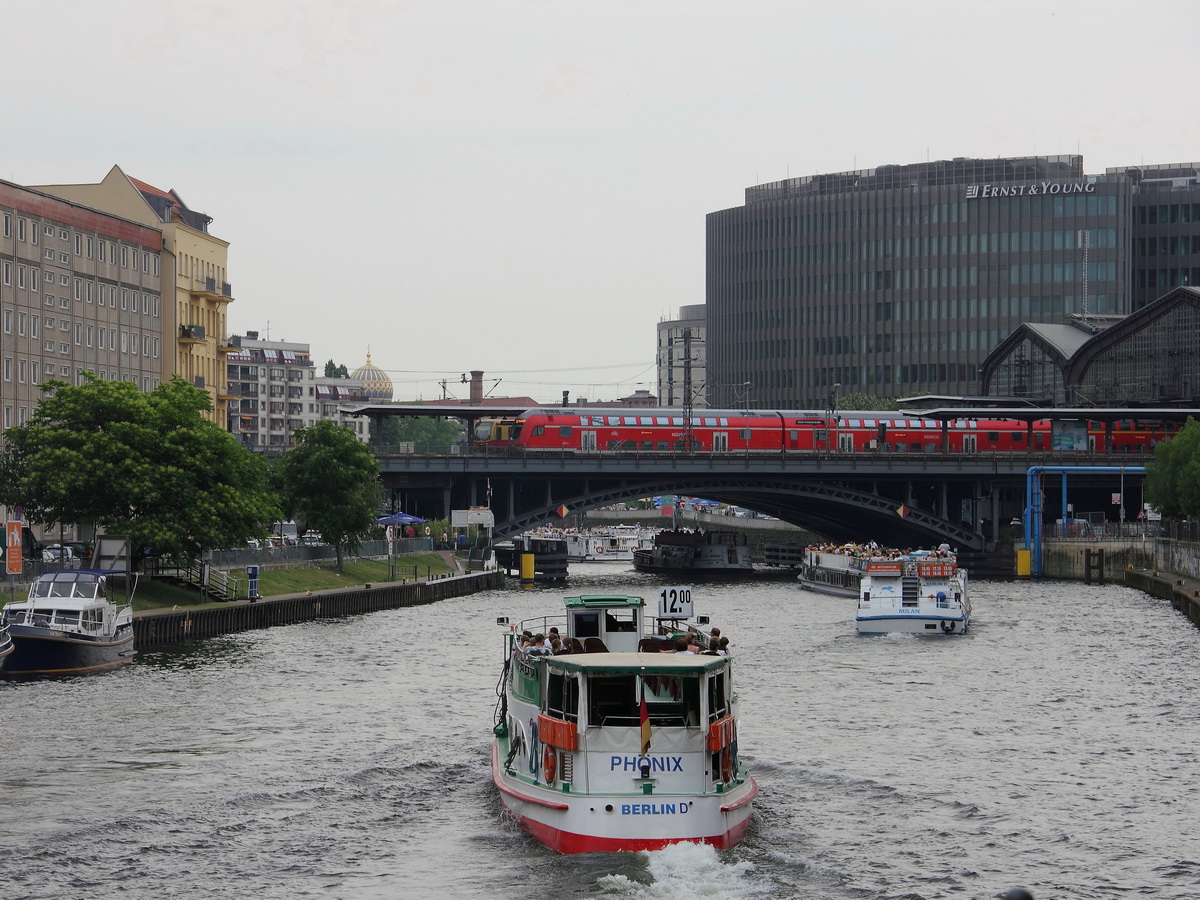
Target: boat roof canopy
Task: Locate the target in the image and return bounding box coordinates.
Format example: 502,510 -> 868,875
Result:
547,653 -> 728,677
563,594 -> 646,610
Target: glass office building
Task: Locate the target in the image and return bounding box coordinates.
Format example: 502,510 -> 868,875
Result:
705,155 -> 1133,408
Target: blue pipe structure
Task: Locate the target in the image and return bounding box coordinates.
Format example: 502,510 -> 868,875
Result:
1025,465 -> 1146,577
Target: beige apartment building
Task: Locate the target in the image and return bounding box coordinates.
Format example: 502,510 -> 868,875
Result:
0,180 -> 164,429
35,166 -> 233,424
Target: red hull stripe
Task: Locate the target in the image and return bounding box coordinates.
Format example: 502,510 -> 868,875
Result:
519,811 -> 752,854
721,778 -> 759,811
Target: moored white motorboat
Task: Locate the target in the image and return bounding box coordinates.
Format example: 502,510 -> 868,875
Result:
0,621 -> 12,671
492,593 -> 756,853
855,554 -> 970,635
1,569 -> 136,678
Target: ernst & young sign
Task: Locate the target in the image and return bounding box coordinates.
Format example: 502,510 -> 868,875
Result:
965,181 -> 1096,199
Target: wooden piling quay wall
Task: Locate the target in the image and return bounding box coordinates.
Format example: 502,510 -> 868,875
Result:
135,571 -> 503,647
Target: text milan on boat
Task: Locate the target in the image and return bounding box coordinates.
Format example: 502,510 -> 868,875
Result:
1,569 -> 136,678
854,550 -> 971,635
492,592 -> 756,853
631,529 -> 752,577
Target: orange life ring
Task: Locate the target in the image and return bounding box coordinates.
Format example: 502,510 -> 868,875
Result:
594,545 -> 604,554
543,744 -> 557,783
720,744 -> 733,782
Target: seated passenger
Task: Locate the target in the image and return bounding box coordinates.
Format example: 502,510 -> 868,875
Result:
672,637 -> 694,654
702,638 -> 720,655
527,633 -> 552,655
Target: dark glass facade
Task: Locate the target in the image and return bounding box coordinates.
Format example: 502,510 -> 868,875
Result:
1118,162 -> 1200,311
705,155 -> 1132,408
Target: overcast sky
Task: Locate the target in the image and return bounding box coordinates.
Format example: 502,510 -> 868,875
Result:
6,0 -> 1197,403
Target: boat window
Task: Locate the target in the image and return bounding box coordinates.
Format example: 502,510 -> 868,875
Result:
546,671 -> 579,723
707,671 -> 729,721
643,674 -> 701,727
605,610 -> 638,632
54,609 -> 80,626
589,675 -> 636,727
573,612 -> 600,638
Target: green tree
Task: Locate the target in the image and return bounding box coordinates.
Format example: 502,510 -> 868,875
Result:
380,412 -> 463,450
0,375 -> 280,565
273,420 -> 383,571
1146,417 -> 1200,518
324,360 -> 349,378
835,392 -> 900,411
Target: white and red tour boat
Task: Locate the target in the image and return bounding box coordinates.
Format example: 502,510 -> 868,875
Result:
491,591 -> 756,853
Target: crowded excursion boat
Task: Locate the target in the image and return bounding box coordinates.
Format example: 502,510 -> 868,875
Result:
1,569 -> 136,678
631,529 -> 752,577
492,593 -> 756,853
798,545 -> 872,597
854,550 -> 970,635
528,526 -> 659,562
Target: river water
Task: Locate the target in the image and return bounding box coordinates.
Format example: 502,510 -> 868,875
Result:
3,565 -> 1199,900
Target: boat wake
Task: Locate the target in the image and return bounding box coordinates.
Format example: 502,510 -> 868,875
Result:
596,841 -> 771,899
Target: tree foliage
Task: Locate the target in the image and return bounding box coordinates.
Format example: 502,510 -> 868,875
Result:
324,360 -> 349,378
273,420 -> 383,571
835,392 -> 900,411
0,376 -> 280,564
380,411 -> 463,450
1146,417 -> 1200,518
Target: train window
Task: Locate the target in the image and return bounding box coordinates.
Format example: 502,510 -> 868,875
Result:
704,417 -> 717,427
672,417 -> 683,426
987,432 -> 1000,442
641,440 -> 654,450
588,416 -> 602,426
1012,432 -> 1024,442
657,441 -> 669,450
847,419 -> 860,428
789,430 -> 798,440
607,440 -> 622,450
558,426 -> 572,437
863,419 -> 875,427
719,418 -> 729,426
640,416 -> 653,426
691,417 -> 702,426
608,416 -> 621,426
532,425 -> 545,437
623,416 -> 637,426
579,416 -> 588,425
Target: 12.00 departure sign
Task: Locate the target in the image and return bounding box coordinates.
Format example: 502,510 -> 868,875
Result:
657,586 -> 693,619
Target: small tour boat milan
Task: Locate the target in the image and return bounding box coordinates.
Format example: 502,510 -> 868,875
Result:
854,552 -> 971,635
492,592 -> 756,853
1,569 -> 136,678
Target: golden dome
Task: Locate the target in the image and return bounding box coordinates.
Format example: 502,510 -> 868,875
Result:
351,351 -> 394,401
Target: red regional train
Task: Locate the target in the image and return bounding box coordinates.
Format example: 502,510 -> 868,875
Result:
473,408 -> 1179,454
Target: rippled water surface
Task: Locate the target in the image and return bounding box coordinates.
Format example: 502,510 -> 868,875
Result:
3,565 -> 1200,900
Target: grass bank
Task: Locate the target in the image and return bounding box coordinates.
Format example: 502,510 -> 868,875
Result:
133,553 -> 456,612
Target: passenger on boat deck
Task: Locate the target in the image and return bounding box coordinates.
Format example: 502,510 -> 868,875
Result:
528,633 -> 551,655
672,637 -> 694,654
718,636 -> 729,655
548,627 -> 561,644
702,638 -> 720,655
549,637 -> 563,654
709,627 -> 721,642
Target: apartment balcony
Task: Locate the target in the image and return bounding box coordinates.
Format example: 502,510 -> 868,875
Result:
188,277 -> 234,302
178,324 -> 206,344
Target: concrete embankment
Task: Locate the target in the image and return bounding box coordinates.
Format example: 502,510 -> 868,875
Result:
134,570 -> 503,647
1124,568 -> 1200,629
